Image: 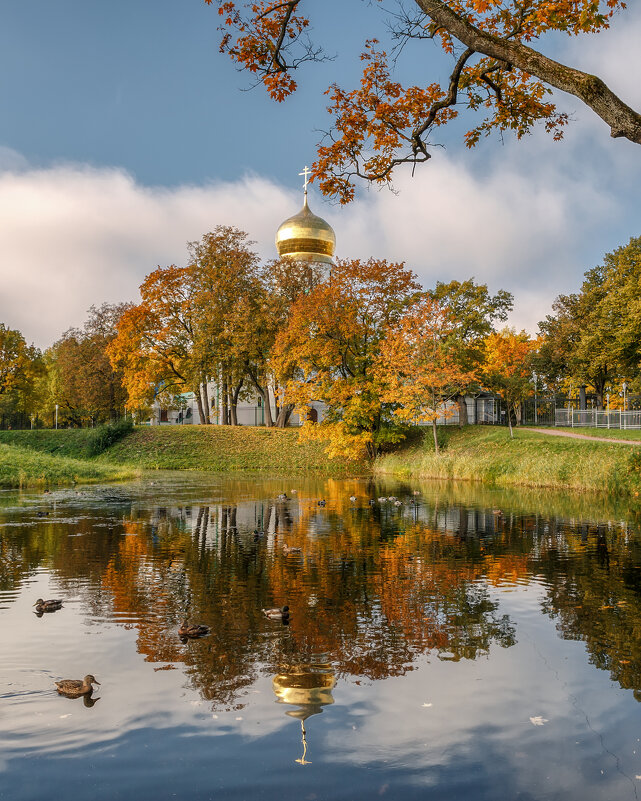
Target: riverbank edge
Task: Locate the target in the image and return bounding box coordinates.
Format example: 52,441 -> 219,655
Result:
1,426 -> 366,487
2,442 -> 138,488
6,425 -> 641,494
374,426 -> 641,496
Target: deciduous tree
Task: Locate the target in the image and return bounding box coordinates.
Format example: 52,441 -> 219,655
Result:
376,296 -> 476,453
208,1 -> 639,202
482,327 -> 536,437
0,324 -> 44,426
271,257 -> 422,459
429,279 -> 513,425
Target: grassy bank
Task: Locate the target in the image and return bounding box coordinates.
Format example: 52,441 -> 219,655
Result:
375,426 -> 641,495
98,425 -> 364,474
0,443 -> 136,488
0,425 -> 365,484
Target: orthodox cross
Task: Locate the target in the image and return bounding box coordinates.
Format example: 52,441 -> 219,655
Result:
299,165 -> 311,194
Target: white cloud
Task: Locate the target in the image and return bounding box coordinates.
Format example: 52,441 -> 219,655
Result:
0,140 -> 631,348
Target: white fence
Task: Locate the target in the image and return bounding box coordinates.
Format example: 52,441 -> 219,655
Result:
555,408 -> 641,429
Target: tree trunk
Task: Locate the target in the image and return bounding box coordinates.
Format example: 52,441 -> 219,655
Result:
246,368 -> 274,427
222,374 -> 229,426
508,402 -> 514,439
195,388 -> 206,425
230,378 -> 244,426
432,419 -> 439,455
416,0 -> 641,144
275,403 -> 295,428
456,394 -> 468,427
201,380 -> 211,425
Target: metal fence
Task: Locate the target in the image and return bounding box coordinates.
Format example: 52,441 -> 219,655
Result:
555,408 -> 641,429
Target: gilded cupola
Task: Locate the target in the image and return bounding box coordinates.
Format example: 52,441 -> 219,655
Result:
275,167 -> 336,267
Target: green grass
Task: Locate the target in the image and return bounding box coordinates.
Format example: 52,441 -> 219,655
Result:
0,425 -> 366,480
0,428 -> 100,459
98,425 -> 365,474
0,443 -> 136,488
375,425 -> 641,495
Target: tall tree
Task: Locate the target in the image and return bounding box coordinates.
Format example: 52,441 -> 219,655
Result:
208,1 -> 639,202
49,304 -> 131,426
189,226 -> 262,425
0,324 -> 44,427
537,237 -> 641,407
376,296 -> 476,454
429,279 -> 513,425
271,258 -> 422,459
482,328 -> 536,437
108,266 -> 208,421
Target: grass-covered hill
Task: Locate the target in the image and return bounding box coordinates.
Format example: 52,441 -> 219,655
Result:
0,424 -> 365,487
376,425 -> 641,495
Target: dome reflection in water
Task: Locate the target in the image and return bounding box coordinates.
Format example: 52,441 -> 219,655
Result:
272,661 -> 336,765
3,474 -> 641,800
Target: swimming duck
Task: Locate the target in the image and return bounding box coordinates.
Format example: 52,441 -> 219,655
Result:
178,620 -> 210,638
277,493 -> 289,501
368,499 -> 376,506
55,675 -> 100,697
282,544 -> 302,555
378,497 -> 388,503
317,500 -> 326,507
394,500 -> 403,507
34,598 -> 63,613
263,605 -> 290,621
349,495 -> 357,502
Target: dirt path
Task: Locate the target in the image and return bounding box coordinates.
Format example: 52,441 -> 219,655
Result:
528,428 -> 641,446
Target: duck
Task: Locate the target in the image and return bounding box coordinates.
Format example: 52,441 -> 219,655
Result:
253,529 -> 265,542
178,619 -> 210,638
377,497 -> 388,503
349,495 -> 357,502
412,490 -> 420,496
394,500 -> 403,507
55,675 -> 100,697
282,544 -> 302,555
263,605 -> 290,621
317,499 -> 326,507
277,493 -> 289,501
34,598 -> 63,613
368,499 -> 376,506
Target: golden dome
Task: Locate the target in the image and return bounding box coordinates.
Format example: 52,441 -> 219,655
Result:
276,192 -> 336,266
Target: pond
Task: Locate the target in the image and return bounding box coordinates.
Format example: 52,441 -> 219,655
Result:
2,474 -> 641,801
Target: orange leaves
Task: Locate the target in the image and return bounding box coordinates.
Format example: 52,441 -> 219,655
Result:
208,0 -> 312,101
271,258 -> 421,458
205,1 -> 633,201
376,296 -> 477,426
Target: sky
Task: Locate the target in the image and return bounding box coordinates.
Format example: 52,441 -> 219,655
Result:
1,0 -> 640,349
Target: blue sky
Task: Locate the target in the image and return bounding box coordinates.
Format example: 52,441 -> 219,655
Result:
1,1 -> 640,347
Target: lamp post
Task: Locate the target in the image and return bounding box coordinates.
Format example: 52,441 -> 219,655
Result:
55,404 -> 59,430
533,373 -> 538,425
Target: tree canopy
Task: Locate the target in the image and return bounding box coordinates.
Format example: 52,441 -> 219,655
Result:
208,0 -> 639,201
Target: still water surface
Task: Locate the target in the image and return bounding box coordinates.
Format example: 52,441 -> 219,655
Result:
2,474 -> 641,800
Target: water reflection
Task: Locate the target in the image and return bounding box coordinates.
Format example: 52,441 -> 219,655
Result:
272,660 -> 336,765
3,475 -> 641,799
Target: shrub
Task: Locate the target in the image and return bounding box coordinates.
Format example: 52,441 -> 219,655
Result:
86,418 -> 134,456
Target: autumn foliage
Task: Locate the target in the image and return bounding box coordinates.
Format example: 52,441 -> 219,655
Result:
376,296 -> 477,453
205,0 -> 638,202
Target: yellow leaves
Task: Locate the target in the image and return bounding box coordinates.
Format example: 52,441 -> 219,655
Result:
271,258 -> 421,458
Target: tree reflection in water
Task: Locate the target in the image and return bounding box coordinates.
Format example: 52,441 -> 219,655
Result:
3,477 -> 641,713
